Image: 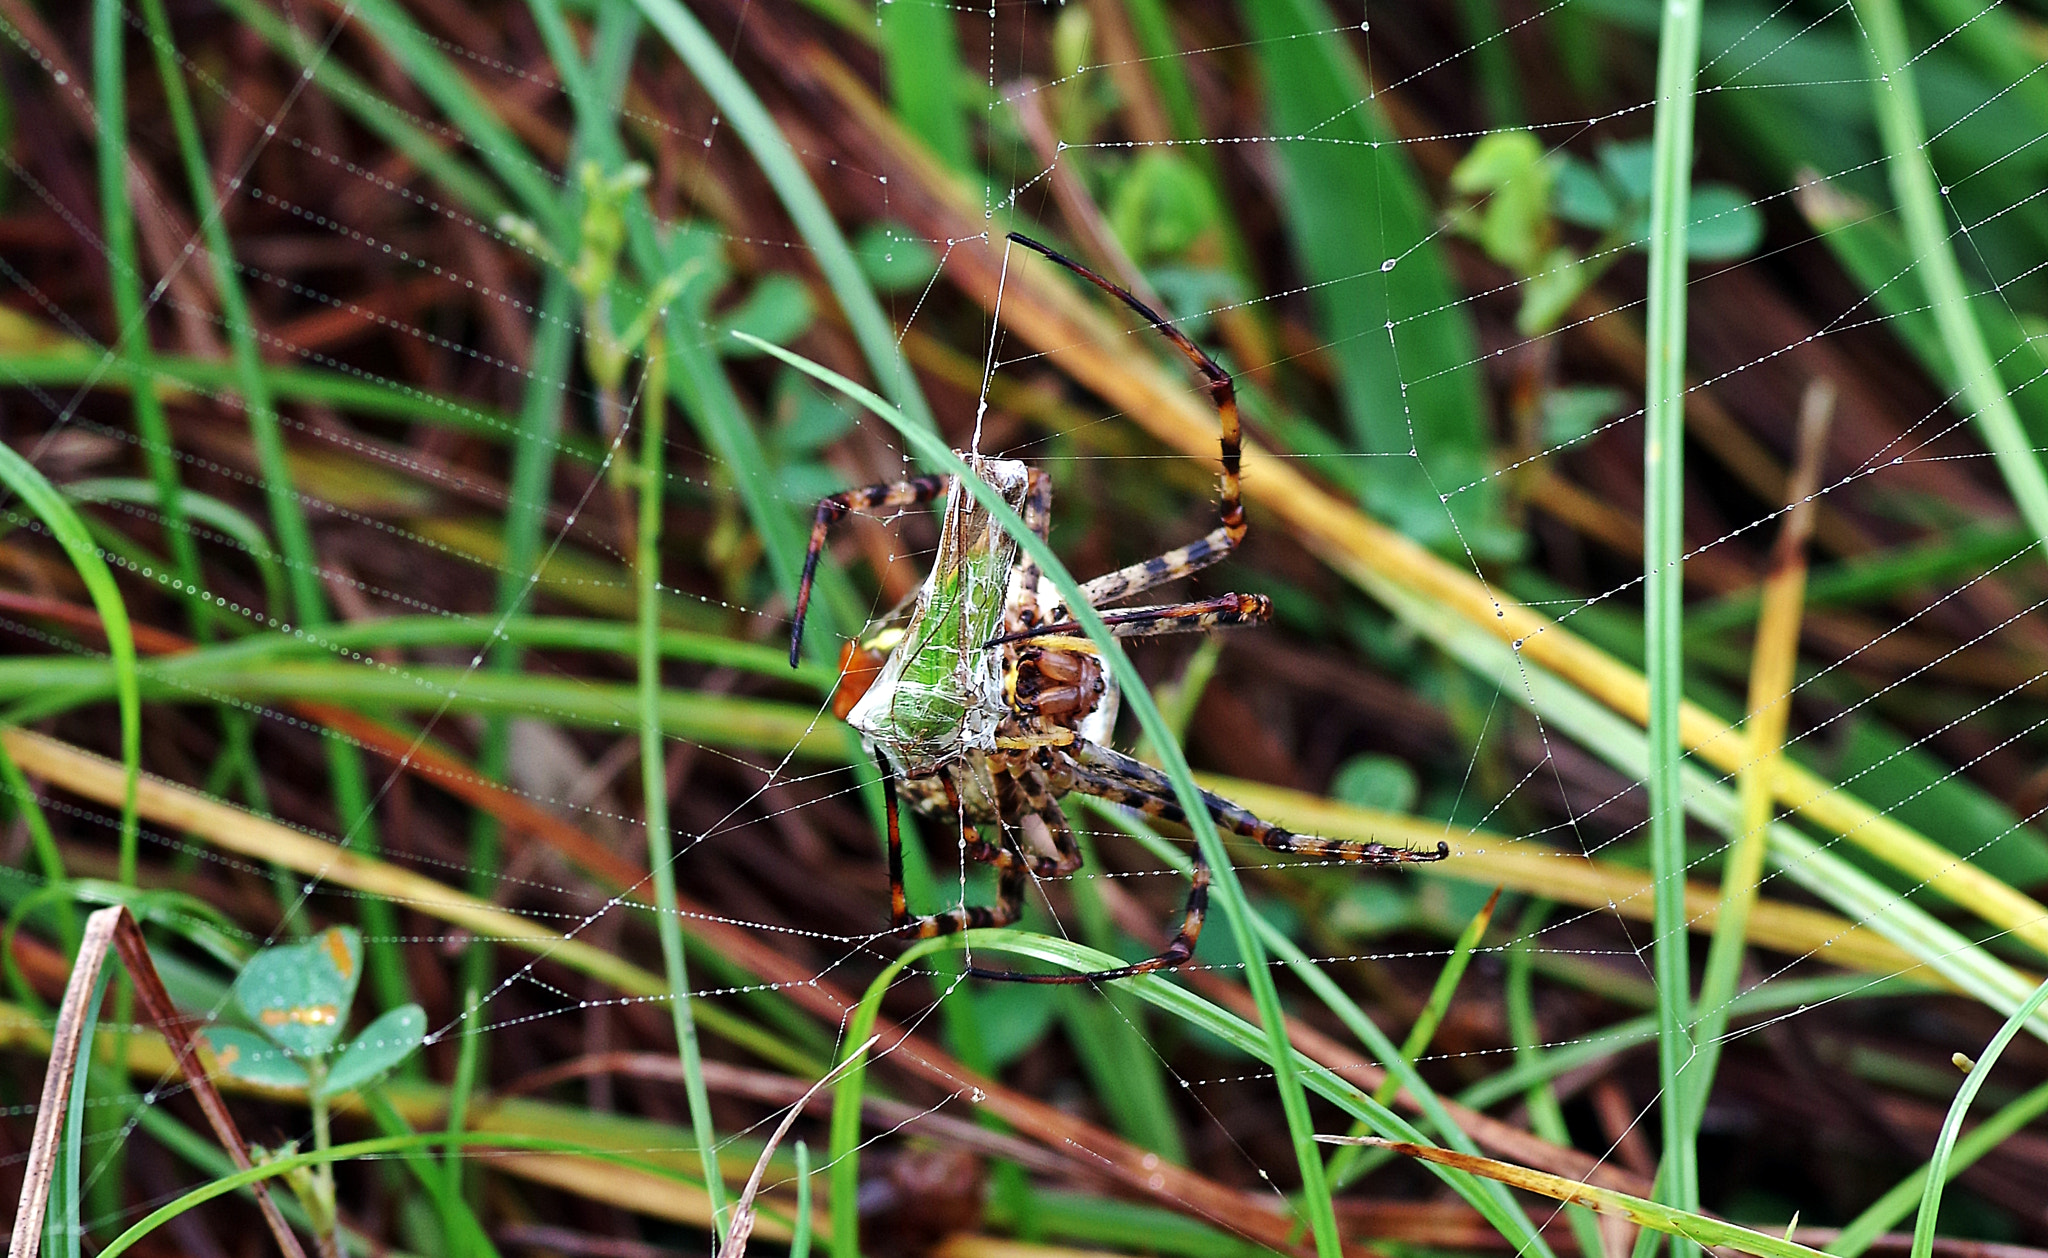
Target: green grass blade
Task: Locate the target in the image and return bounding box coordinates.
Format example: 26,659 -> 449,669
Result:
634,351 -> 728,1237
879,0 -> 969,168
791,1139 -> 814,1258
65,478 -> 286,616
1318,886 -> 1500,1187
630,0 -> 937,440
1377,886 -> 1499,1107
0,445 -> 139,862
1643,0 -> 1704,1231
1239,0 -> 1498,554
1827,1071 -> 2048,1257
1908,978 -> 2048,1258
1858,0 -> 2048,556
442,985 -> 485,1230
1505,910 -> 1607,1258
98,0 -> 207,639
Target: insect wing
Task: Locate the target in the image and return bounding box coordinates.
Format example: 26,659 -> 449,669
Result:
846,458 -> 1029,775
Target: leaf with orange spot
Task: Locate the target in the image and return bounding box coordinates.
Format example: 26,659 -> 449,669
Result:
233,926 -> 362,1058
199,1026 -> 312,1090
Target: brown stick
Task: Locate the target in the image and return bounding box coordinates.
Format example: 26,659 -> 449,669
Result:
8,906 -> 308,1258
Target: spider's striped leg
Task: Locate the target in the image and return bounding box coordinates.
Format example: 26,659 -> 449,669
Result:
990,592 -> 1272,648
1008,232 -> 1247,616
1070,527 -> 1241,611
1004,469 -> 1057,639
881,760 -> 1028,938
791,473 -> 950,666
997,765 -> 1083,878
1071,742 -> 1452,866
965,845 -> 1210,985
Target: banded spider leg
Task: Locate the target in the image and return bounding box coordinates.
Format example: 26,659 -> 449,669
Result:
962,742 -> 1447,984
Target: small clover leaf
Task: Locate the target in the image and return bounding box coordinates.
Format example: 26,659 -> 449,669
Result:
200,1025 -> 312,1090
233,925 -> 361,1059
1550,154 -> 1618,231
321,1004 -> 426,1097
1686,184 -> 1765,260
1449,131 -> 1555,273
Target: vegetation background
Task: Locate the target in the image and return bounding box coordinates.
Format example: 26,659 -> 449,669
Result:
4,2 -> 2048,1257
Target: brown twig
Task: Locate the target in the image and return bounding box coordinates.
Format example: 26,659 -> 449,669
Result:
7,906 -> 308,1258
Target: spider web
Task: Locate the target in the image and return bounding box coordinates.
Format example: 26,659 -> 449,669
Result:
3,0 -> 2047,1254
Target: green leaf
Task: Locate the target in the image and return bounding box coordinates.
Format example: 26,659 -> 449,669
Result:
320,1004 -> 427,1097
1517,247 -> 1599,337
199,1025 -> 312,1090
1686,183 -> 1764,259
1541,385 -> 1630,445
716,274 -> 815,354
234,925 -> 363,1058
1549,154 -> 1618,229
1107,151 -> 1216,262
852,222 -> 940,294
1597,138 -> 1656,202
966,984 -> 1065,1071
772,368 -> 859,454
1450,130 -> 1545,195
1451,132 -> 1555,272
1329,753 -> 1418,813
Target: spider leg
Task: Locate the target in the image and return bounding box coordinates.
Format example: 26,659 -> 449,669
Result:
1000,765 -> 1083,877
964,853 -> 1210,985
791,474 -> 950,666
1008,232 -> 1246,616
1006,469 -> 1056,638
1071,528 -> 1240,610
990,592 -> 1272,647
880,758 -> 1028,938
1071,742 -> 1452,865
964,756 -> 1211,984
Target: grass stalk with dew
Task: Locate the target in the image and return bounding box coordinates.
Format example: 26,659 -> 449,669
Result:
183,0 -> 396,1004
1642,0 -> 1704,1237
633,341 -> 730,1237
631,0 -> 937,441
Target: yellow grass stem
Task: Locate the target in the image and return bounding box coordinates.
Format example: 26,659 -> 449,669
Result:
1686,380 -> 1835,1130
1200,775 -> 1930,982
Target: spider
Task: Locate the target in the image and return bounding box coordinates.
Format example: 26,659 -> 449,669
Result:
788,231 -> 1447,983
